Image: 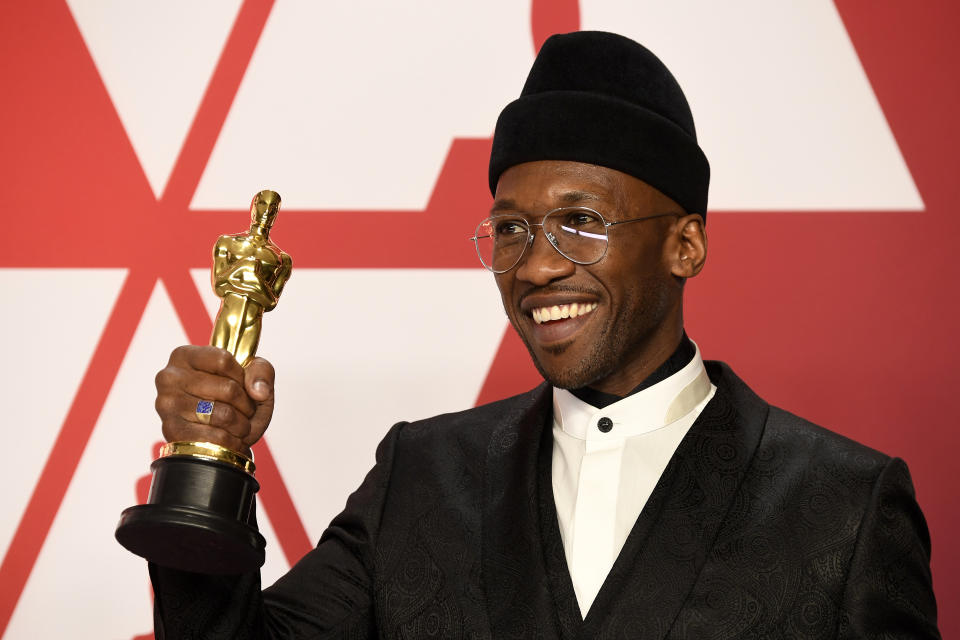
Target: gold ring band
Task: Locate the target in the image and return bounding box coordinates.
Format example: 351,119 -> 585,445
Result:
160,441 -> 255,475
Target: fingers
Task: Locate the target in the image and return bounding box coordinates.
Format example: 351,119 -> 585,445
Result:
170,345 -> 246,387
154,390 -> 253,442
160,417 -> 248,453
156,364 -> 256,418
155,346 -> 276,450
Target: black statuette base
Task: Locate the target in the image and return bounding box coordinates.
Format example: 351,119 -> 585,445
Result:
115,455 -> 265,575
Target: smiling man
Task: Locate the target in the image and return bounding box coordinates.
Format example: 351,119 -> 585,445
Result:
487,160 -> 700,395
149,32 -> 939,638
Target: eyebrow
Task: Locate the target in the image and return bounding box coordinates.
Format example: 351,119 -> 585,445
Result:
489,190 -> 605,215
489,199 -> 519,214
557,190 -> 603,205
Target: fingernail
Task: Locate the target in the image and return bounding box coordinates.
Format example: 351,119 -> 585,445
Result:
253,380 -> 269,396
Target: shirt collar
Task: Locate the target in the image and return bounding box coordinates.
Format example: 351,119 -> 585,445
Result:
552,341 -> 712,442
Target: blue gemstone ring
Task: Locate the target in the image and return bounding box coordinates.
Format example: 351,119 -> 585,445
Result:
195,400 -> 215,424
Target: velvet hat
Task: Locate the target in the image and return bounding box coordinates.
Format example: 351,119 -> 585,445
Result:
489,31 -> 710,216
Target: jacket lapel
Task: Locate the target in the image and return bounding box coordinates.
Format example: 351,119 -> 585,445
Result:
537,426 -> 585,640
579,362 -> 770,639
481,383 -> 565,639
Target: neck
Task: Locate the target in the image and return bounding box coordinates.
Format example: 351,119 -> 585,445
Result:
571,331 -> 694,408
249,223 -> 270,238
589,313 -> 685,396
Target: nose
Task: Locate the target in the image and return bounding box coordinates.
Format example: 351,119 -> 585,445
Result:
514,227 -> 575,285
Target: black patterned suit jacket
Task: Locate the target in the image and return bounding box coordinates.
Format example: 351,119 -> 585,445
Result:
152,362 -> 940,639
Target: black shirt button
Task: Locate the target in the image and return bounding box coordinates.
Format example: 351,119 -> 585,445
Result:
597,417 -> 613,433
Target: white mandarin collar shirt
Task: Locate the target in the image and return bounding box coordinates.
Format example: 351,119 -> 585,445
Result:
551,343 -> 716,618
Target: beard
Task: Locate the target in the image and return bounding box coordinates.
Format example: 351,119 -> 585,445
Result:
517,275 -> 677,391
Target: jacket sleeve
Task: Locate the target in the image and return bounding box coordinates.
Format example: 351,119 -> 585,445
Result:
837,457 -> 940,639
149,421 -> 405,639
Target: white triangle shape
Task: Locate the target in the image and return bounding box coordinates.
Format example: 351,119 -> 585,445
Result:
66,0 -> 242,199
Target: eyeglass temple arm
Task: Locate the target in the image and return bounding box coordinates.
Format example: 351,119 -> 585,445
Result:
605,212 -> 682,227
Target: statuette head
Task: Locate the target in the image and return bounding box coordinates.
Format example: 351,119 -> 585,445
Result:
250,190 -> 281,228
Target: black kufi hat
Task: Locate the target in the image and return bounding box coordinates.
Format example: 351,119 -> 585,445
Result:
489,31 -> 710,216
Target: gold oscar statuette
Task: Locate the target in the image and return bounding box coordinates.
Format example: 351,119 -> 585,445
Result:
115,190 -> 292,574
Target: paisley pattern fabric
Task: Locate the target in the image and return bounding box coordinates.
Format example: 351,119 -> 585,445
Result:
151,362 -> 939,639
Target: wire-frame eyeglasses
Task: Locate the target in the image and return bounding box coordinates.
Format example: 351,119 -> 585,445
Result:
470,206 -> 679,273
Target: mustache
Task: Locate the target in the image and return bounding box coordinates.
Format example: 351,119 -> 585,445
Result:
518,284 -> 601,304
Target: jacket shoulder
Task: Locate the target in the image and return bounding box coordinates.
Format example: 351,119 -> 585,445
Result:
764,404 -> 891,471
706,359 -> 891,473
395,383 -> 549,446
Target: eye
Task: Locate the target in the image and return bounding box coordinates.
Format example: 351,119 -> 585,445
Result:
561,208 -> 603,228
493,219 -> 528,236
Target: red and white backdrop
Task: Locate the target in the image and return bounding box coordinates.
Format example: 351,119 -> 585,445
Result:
2,0 -> 958,637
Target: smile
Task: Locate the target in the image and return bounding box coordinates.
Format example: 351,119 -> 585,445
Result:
531,302 -> 598,324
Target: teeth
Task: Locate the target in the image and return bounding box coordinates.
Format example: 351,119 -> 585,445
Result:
531,302 -> 597,324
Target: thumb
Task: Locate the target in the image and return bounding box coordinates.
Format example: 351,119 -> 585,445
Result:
244,357 -> 276,446
245,357 -> 275,402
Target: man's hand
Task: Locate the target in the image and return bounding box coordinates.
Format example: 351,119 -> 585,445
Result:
154,345 -> 275,453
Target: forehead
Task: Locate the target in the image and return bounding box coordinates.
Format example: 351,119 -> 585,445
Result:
492,160 -> 666,213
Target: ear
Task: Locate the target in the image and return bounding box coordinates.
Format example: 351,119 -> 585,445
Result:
668,214 -> 707,279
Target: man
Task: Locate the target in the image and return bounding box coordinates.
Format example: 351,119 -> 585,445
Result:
149,32 -> 939,638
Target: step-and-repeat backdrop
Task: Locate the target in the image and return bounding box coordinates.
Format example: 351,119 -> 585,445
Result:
3,1 -> 957,637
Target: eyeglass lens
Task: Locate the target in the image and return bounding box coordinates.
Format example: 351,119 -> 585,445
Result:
474,208 -> 610,272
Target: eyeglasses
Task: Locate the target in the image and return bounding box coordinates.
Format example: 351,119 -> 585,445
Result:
470,207 -> 679,273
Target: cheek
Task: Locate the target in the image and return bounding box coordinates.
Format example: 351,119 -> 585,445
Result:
494,275 -> 515,313
602,259 -> 673,317
620,240 -> 674,281
594,250 -> 660,295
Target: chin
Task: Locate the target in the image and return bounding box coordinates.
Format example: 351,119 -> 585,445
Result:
529,349 -> 614,391
538,366 -> 605,391
511,324 -> 597,389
